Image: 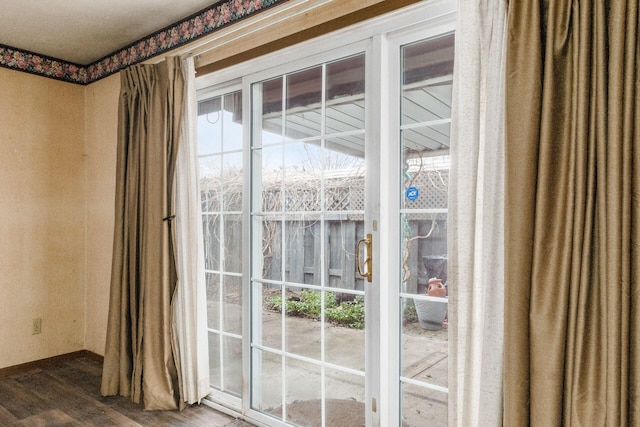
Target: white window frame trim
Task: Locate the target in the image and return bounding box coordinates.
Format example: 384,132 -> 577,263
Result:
196,2 -> 457,426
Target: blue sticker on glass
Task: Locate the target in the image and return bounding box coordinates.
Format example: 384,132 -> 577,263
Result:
406,186 -> 419,201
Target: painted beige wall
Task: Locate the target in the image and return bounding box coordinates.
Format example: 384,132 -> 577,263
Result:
0,68 -> 120,366
0,67 -> 86,368
83,74 -> 120,356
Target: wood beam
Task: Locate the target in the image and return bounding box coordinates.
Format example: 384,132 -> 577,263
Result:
195,0 -> 422,76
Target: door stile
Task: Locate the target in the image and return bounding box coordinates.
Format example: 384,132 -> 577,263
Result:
369,34 -> 403,427
241,80 -> 253,417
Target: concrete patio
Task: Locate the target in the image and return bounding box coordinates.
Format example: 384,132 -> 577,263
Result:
212,306 -> 448,426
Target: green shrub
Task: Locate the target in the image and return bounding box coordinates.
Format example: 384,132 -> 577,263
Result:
326,295 -> 365,329
403,302 -> 418,324
267,291 -> 364,329
267,295 -> 283,312
287,290 -> 322,317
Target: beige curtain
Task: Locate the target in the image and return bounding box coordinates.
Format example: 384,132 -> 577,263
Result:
172,56 -> 210,404
101,57 -> 185,411
448,0 -> 506,425
504,1 -> 640,425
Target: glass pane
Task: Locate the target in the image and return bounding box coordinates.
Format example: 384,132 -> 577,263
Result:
283,142 -> 322,212
325,138 -> 365,213
254,281 -> 282,351
259,125 -> 284,146
222,275 -> 242,335
400,34 -> 453,426
400,213 -> 447,295
402,83 -> 452,125
206,273 -> 220,330
224,214 -> 243,273
252,53 -> 369,427
223,336 -> 243,396
401,156 -> 449,212
326,55 -> 365,135
260,77 -> 284,145
284,286 -> 321,361
253,215 -> 282,282
401,383 -> 447,427
203,214 -> 220,271
222,152 -> 243,211
285,217 -> 319,284
327,221 -> 358,290
325,292 -> 365,371
257,145 -> 283,213
208,331 -> 221,388
222,92 -> 243,151
199,90 -> 244,405
285,358 -> 322,426
402,125 -> 451,153
286,66 -> 322,138
251,349 -> 282,416
198,97 -> 222,155
200,155 -> 221,212
401,297 -> 448,388
325,368 -> 365,425
303,220 -> 321,286
325,136 -> 365,169
401,34 -> 454,127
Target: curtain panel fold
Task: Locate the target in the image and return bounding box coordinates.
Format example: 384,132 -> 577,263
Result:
504,1 -> 640,424
449,0 -> 506,425
101,57 -> 186,411
171,56 -> 210,405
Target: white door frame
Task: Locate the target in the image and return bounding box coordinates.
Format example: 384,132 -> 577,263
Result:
196,2 -> 457,426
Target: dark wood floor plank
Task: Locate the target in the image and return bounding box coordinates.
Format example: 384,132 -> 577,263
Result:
12,409 -> 78,426
47,359 -> 104,398
0,404 -> 18,424
31,373 -> 140,427
0,355 -> 245,427
0,375 -> 56,419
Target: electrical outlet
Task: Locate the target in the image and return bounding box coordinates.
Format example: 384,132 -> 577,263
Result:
32,318 -> 42,335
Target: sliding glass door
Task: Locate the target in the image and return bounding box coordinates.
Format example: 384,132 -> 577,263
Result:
398,34 -> 454,427
196,3 -> 455,425
249,53 -> 368,426
197,89 -> 245,409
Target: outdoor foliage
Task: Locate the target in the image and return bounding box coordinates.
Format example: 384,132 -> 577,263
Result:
268,290 -> 365,329
326,295 -> 365,329
403,302 -> 419,324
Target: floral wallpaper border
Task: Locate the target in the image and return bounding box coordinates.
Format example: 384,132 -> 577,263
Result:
0,0 -> 288,85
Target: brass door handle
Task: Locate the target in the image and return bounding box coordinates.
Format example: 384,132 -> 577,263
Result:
356,233 -> 373,283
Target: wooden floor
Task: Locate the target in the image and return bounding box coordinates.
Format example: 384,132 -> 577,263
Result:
0,354 -> 253,427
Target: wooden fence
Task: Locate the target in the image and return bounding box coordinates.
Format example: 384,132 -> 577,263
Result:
259,217 -> 447,294
202,165 -> 449,295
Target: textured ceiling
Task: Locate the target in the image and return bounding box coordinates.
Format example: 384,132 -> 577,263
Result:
0,0 -> 219,64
